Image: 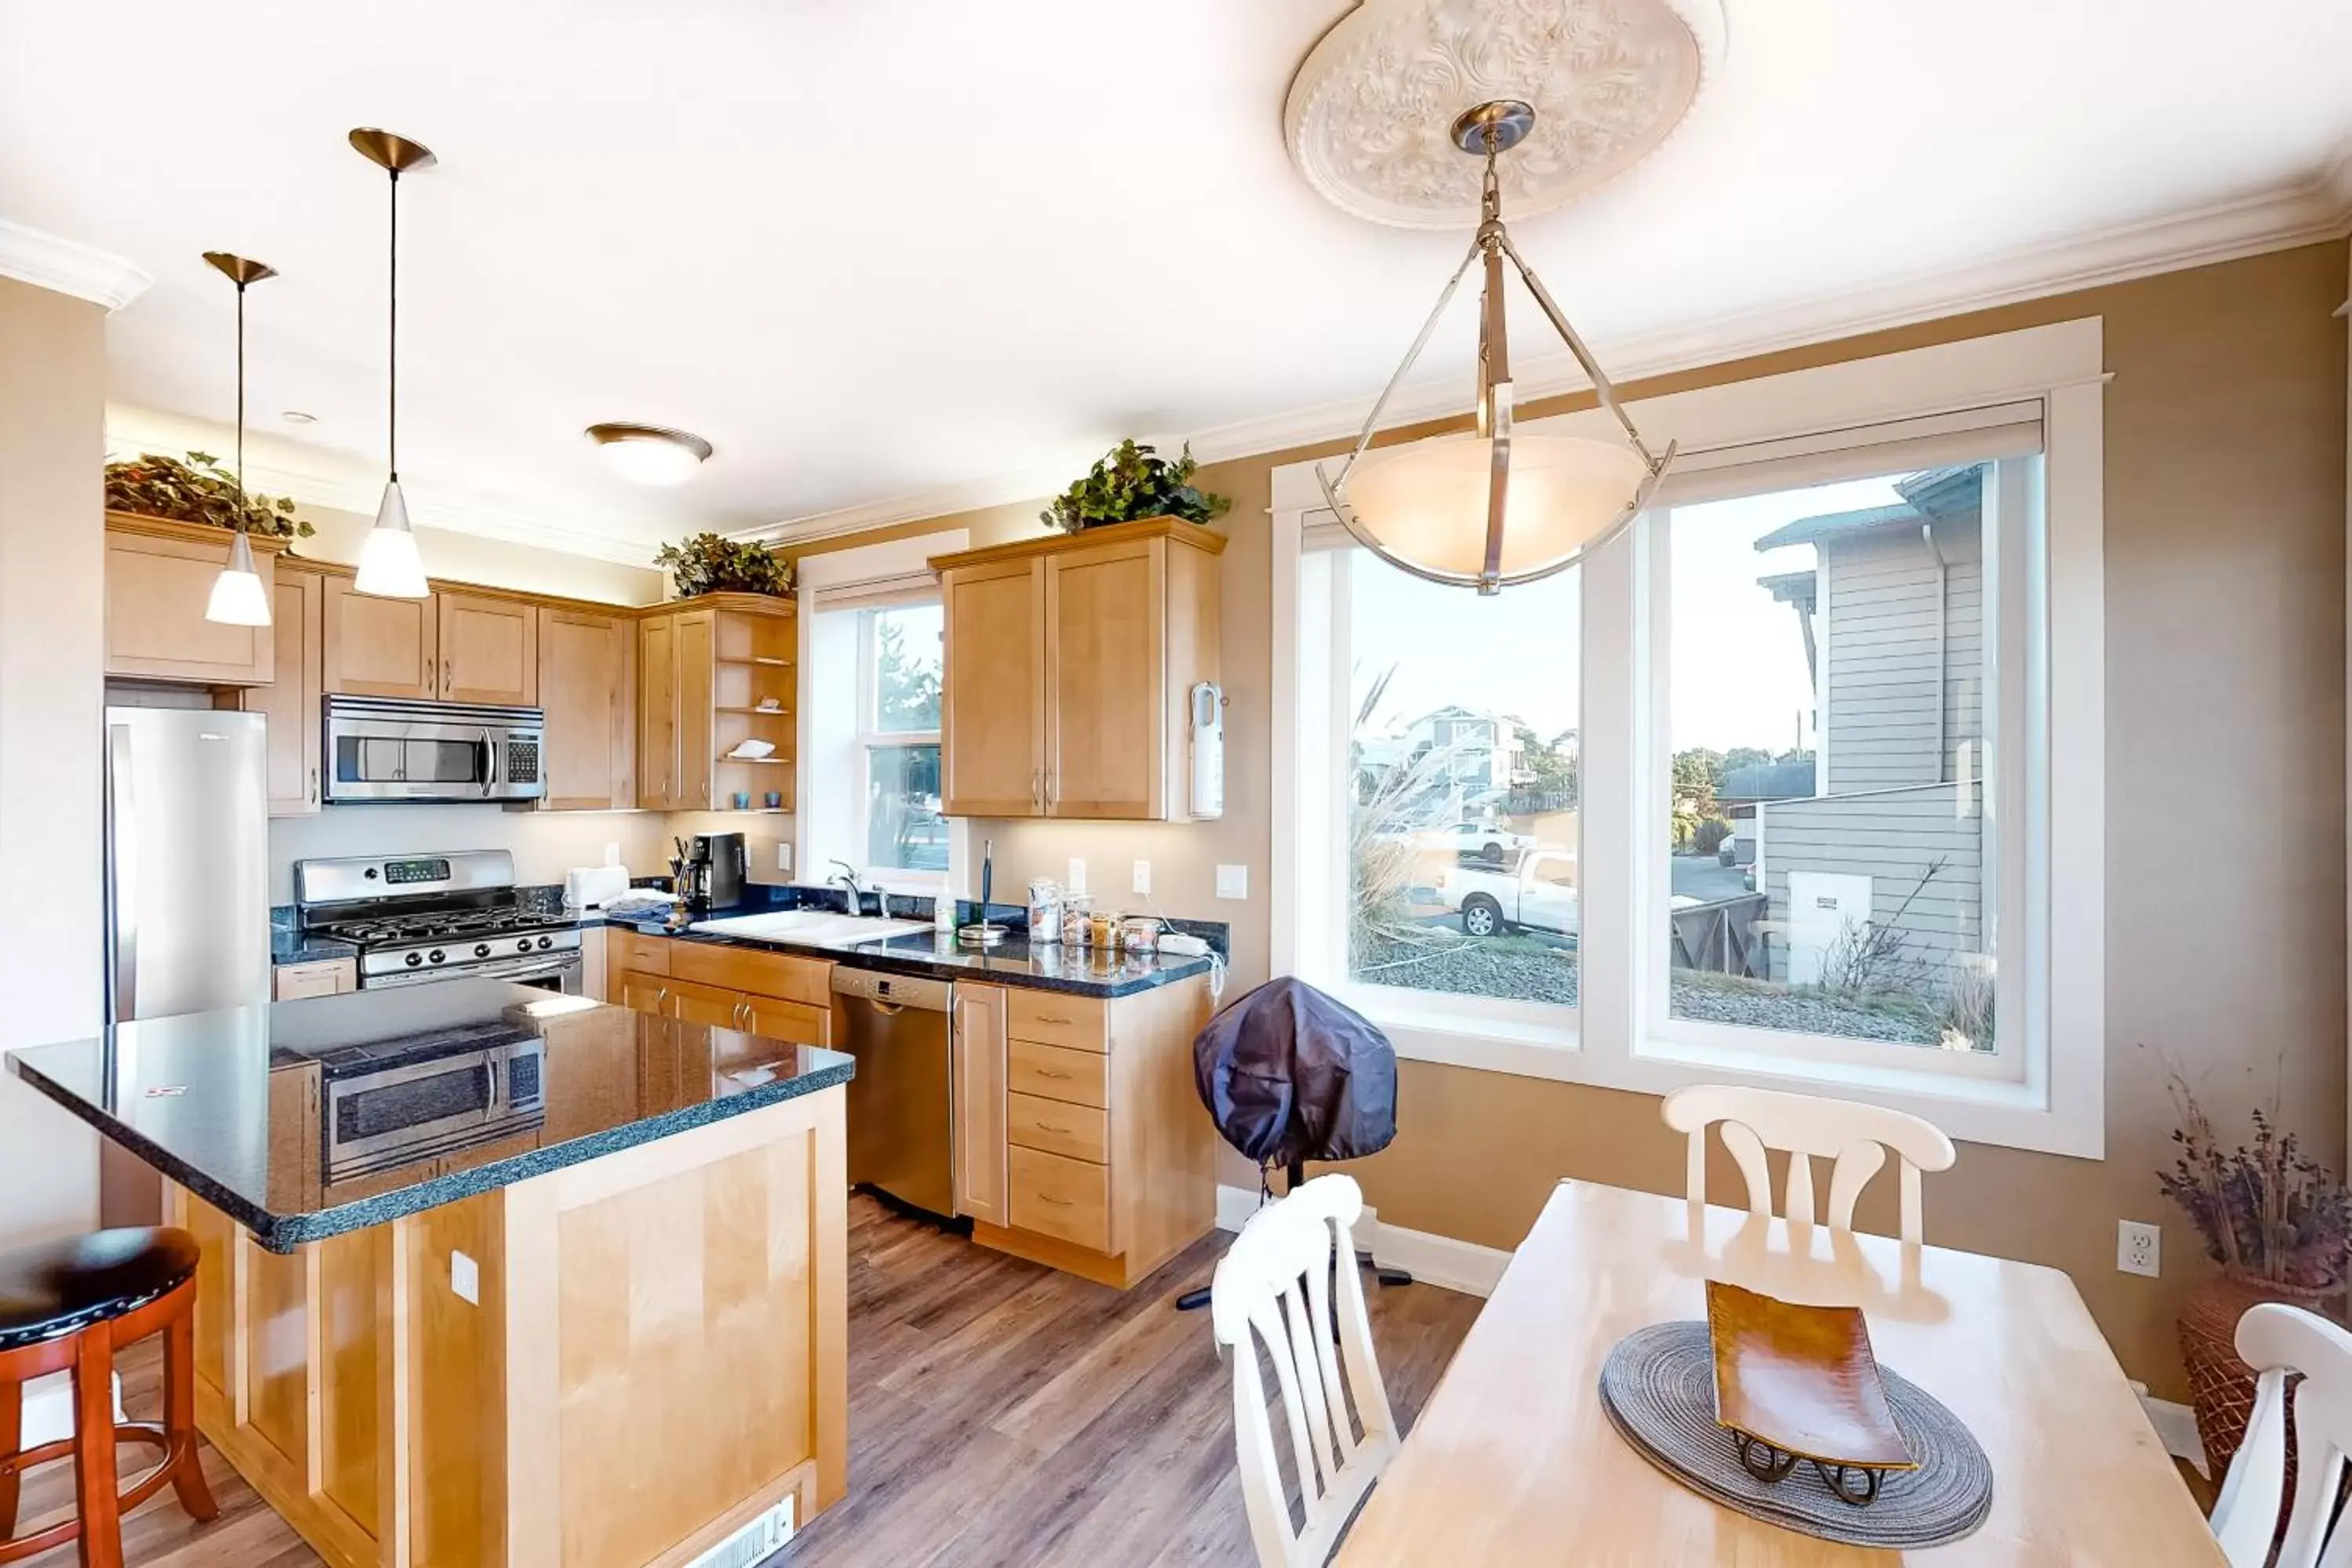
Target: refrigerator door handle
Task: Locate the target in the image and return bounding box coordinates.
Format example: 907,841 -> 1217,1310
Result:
106,723 -> 137,1022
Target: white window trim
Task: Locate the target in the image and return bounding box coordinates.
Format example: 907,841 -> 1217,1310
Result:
1271,318 -> 2106,1160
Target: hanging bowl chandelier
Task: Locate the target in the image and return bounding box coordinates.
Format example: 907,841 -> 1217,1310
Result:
1314,100 -> 1675,594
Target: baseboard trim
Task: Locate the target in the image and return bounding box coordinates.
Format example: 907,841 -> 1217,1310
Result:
2133,1385 -> 2209,1479
1216,1183 -> 1512,1299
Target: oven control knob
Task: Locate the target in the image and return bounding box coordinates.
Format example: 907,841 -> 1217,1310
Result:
517,938 -> 532,953
405,953 -> 423,967
537,935 -> 554,950
428,949 -> 445,964
475,943 -> 491,958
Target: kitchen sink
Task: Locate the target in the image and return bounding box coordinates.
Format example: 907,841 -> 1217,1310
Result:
689,910 -> 935,949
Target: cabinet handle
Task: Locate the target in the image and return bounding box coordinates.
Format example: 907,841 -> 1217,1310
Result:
1036,1068 -> 1071,1080
1036,1121 -> 1071,1134
1036,1014 -> 1073,1025
308,767 -> 318,806
1039,1194 -> 1073,1207
442,659 -> 452,694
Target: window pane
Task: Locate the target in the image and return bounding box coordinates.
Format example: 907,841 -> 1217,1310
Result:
872,604 -> 942,733
1664,462 -> 2005,1052
866,743 -> 946,871
1345,550 -> 1579,1009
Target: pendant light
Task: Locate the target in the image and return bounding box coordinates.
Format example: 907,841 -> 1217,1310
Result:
201,251 -> 278,627
1315,102 -> 1679,595
350,127 -> 434,599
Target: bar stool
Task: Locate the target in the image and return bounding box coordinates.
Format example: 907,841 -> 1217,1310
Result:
0,1228 -> 216,1567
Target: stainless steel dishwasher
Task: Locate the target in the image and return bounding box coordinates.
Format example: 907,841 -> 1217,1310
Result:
830,966 -> 955,1219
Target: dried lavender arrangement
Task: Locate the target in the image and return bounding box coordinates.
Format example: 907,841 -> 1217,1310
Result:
2158,1068 -> 2352,1295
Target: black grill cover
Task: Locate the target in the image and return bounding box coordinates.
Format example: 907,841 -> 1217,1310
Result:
1192,978 -> 1397,1171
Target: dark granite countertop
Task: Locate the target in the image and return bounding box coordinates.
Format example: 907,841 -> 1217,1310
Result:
270,926 -> 359,966
5,979 -> 853,1252
593,910 -> 1218,997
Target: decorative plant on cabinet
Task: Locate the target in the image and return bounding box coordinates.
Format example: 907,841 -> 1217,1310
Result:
1040,440 -> 1231,534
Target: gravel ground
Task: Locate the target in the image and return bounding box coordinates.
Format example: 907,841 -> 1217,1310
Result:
1352,938 -> 1942,1047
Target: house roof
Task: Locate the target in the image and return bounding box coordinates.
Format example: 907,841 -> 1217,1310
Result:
1752,463 -> 1984,551
1757,568 -> 1817,607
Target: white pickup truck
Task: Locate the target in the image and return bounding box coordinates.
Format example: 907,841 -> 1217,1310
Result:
1436,849 -> 1579,938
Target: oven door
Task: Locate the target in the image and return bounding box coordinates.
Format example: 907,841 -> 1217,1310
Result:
362,950 -> 584,993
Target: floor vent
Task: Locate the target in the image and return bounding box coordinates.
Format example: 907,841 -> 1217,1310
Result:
682,1493 -> 797,1568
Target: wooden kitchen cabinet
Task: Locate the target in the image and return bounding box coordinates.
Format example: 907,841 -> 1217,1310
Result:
638,594 -> 794,811
537,606 -> 635,810
954,975 -> 1215,1289
236,563 -> 325,815
932,517 -> 1222,822
103,514 -> 285,685
436,590 -> 538,705
322,574 -> 437,699
608,931 -> 835,1047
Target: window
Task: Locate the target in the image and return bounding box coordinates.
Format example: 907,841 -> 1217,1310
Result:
858,604 -> 946,875
1274,319 -> 2105,1156
1656,462 -> 2014,1060
1343,550 -> 1581,1017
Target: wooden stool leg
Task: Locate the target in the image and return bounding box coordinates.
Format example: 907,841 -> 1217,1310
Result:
0,1374 -> 18,1538
160,1296 -> 216,1523
70,1330 -> 120,1568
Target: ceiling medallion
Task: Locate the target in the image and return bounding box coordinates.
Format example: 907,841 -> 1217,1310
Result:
1285,0 -> 1724,230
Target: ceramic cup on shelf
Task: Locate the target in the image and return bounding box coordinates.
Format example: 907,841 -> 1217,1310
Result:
731,791 -> 751,810
764,791 -> 782,809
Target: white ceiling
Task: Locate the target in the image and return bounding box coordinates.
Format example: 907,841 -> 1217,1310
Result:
2,0 -> 2348,561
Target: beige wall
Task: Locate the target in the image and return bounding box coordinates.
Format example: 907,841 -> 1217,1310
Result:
283,500 -> 665,607
0,278 -> 108,1247
796,241 -> 2351,1394
265,804 -> 674,906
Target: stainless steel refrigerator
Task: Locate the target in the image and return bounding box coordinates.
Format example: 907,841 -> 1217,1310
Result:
100,706 -> 273,1221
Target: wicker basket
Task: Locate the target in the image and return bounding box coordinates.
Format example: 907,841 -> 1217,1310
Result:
2179,1274 -> 2339,1483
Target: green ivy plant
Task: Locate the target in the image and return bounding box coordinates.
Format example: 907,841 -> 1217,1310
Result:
103,451 -> 313,539
1040,440 -> 1231,534
655,532 -> 793,599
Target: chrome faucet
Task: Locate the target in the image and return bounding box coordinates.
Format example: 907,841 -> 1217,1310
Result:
828,860 -> 876,918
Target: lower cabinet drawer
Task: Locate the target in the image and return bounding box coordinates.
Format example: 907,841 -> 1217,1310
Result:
1006,1092 -> 1109,1164
1009,1147 -> 1111,1251
1007,1037 -> 1109,1109
612,931 -> 673,976
670,942 -> 831,1006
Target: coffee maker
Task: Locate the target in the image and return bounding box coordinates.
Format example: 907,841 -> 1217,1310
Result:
684,833 -> 747,909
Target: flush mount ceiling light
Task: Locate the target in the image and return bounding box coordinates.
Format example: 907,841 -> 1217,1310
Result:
201,251 -> 277,627
1286,0 -> 1722,592
585,423 -> 713,486
350,126 -> 435,599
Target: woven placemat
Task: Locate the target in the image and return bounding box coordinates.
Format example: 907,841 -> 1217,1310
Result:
1599,1320 -> 1994,1548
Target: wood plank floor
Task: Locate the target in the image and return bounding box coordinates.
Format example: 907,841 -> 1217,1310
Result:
13,1194 -> 1483,1567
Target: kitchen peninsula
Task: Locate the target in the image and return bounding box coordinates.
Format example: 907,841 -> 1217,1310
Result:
6,979 -> 852,1568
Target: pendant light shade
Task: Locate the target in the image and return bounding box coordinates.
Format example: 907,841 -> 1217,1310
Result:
201,250 -> 278,627
350,127 -> 435,599
1313,101 -> 1675,594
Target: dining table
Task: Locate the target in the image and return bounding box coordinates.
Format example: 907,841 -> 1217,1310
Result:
1332,1179 -> 2228,1566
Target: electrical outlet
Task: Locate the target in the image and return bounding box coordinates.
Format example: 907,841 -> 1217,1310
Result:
778,842 -> 793,873
451,1249 -> 480,1305
601,842 -> 621,866
2118,1220 -> 2161,1278
1132,859 -> 1152,896
1216,864 -> 1248,900
1068,858 -> 1087,895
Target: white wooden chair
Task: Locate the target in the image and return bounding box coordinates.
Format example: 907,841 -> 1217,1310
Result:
1209,1174 -> 1399,1568
1659,1083 -> 1956,1243
2212,1302 -> 2352,1568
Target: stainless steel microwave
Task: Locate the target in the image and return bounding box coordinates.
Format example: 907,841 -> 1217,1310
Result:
323,695 -> 546,804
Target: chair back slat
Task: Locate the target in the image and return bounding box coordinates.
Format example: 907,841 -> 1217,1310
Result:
1661,1084 -> 1955,1244
2217,1304 -> 2352,1568
1210,1175 -> 1399,1568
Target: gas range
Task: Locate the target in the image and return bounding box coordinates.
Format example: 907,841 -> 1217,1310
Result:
295,851 -> 584,992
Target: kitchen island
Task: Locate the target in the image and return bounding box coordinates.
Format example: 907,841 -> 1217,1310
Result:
6,979 -> 852,1568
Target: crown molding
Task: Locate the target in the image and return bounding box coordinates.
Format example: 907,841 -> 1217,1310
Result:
741,158 -> 2352,546
0,219 -> 151,311
104,403 -> 666,569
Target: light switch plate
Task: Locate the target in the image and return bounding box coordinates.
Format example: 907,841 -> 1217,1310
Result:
451,1249 -> 481,1305
1132,860 -> 1152,896
2117,1220 -> 2160,1278
601,842 -> 621,866
1068,858 -> 1087,895
778,843 -> 793,873
1215,864 -> 1248,900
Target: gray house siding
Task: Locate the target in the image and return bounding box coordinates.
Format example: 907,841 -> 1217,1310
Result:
1818,519 -> 1983,796
1759,782 -> 1986,984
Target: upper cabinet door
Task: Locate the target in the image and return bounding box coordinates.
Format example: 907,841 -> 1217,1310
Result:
538,608 -> 635,811
437,591 -> 539,706
323,576 -> 438,699
1044,538 -> 1164,818
675,610 -> 716,810
940,560 -> 1046,818
637,615 -> 679,809
103,523 -> 279,686
240,568 -> 325,815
